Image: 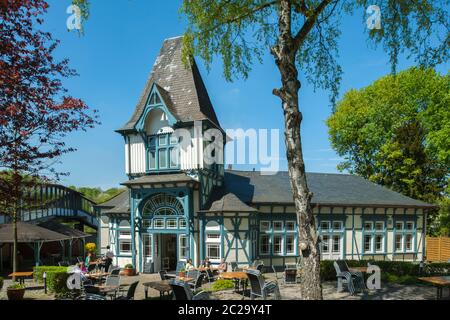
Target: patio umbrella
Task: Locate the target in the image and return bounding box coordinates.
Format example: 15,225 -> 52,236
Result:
0,221 -> 72,267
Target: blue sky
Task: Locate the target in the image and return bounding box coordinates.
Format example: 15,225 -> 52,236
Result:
41,0 -> 448,189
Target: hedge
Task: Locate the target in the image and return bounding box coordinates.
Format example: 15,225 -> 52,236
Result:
33,266 -> 70,294
320,260 -> 450,281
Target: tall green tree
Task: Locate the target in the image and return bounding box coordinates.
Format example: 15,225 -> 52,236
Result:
327,68 -> 449,202
78,1 -> 449,299
179,1 -> 448,299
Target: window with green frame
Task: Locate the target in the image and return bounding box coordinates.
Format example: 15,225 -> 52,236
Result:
362,220 -> 386,254
147,133 -> 180,171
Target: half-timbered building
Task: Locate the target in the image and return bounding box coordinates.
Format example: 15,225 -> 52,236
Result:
97,37 -> 434,273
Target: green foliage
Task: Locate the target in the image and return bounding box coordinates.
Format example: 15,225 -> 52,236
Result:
180,1 -> 448,104
429,197 -> 450,236
327,68 -> 449,206
69,186 -> 125,204
125,264 -> 134,269
209,279 -> 235,292
34,266 -> 70,294
7,282 -> 26,290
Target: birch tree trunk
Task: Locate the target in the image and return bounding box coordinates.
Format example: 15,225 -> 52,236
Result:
272,0 -> 322,300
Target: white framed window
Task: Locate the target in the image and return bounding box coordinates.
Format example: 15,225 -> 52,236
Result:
364,221 -> 374,231
375,221 -> 385,231
286,235 -> 296,255
179,219 -> 187,229
405,234 -> 414,252
406,221 -> 414,230
395,221 -> 404,230
118,230 -> 132,255
333,221 -> 343,230
285,221 -> 296,232
320,221 -> 330,231
321,235 -> 330,253
395,234 -> 403,252
259,234 -> 270,255
273,221 -> 283,232
143,234 -> 152,258
260,221 -> 270,232
166,219 -> 177,229
332,235 -> 341,253
154,219 -> 164,229
206,243 -> 220,261
364,235 -> 373,253
375,234 -> 384,253
273,235 -> 283,255
178,235 -> 189,260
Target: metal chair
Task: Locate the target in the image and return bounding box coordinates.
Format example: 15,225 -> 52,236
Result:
333,260 -> 365,295
189,272 -> 205,291
169,280 -> 210,300
84,293 -> 107,300
159,270 -> 168,280
245,269 -> 281,300
116,281 -> 139,300
206,268 -> 217,282
230,262 -> 242,271
166,261 -> 185,279
283,267 -> 297,284
186,269 -> 200,281
256,263 -> 264,272
110,267 -> 121,276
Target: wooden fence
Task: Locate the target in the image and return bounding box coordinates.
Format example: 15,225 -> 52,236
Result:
426,237 -> 450,262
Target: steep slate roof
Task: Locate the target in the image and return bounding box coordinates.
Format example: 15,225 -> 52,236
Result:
223,171 -> 435,208
117,36 -> 221,133
95,190 -> 130,214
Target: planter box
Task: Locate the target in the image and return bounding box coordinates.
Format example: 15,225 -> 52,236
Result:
7,288 -> 25,300
123,268 -> 135,276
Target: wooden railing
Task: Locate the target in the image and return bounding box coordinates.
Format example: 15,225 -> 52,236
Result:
426,236 -> 450,262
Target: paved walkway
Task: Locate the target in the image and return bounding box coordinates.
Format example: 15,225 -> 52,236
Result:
0,273 -> 440,300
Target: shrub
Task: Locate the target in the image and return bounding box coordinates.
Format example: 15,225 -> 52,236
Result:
0,277 -> 3,290
8,282 -> 26,290
209,279 -> 235,292
125,264 -> 134,269
34,266 -> 70,294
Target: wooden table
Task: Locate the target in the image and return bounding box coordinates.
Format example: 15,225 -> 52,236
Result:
418,276 -> 450,300
9,272 -> 34,285
219,272 -> 248,297
86,272 -> 110,281
143,280 -> 172,300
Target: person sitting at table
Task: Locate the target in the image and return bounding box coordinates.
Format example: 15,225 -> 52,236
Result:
202,257 -> 212,268
185,259 -> 195,271
218,258 -> 227,273
85,252 -> 97,272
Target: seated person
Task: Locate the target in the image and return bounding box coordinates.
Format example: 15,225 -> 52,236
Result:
202,257 -> 212,268
185,259 -> 195,271
218,258 -> 227,273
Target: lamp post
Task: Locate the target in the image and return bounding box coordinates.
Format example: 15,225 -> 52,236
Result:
43,272 -> 47,294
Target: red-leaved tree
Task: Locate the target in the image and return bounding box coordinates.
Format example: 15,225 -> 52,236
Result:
0,0 -> 99,278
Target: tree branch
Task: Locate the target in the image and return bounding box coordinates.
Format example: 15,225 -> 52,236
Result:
293,0 -> 335,48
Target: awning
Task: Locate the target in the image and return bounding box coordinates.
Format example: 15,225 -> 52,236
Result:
37,220 -> 90,240
0,222 -> 71,243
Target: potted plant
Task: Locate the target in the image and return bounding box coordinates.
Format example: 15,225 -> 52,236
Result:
124,264 -> 135,276
7,282 -> 26,300
179,268 -> 186,278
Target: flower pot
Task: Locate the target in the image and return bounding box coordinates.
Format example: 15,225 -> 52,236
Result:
123,268 -> 135,276
179,271 -> 186,278
7,288 -> 25,300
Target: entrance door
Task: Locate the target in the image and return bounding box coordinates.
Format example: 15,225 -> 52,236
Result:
161,234 -> 177,271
